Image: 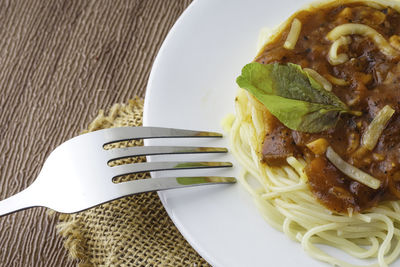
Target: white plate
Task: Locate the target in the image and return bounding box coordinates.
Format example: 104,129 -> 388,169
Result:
143,0 -> 325,266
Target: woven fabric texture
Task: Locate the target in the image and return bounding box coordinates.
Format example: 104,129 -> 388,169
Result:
57,98 -> 209,266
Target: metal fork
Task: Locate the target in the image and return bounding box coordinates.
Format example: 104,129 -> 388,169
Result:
0,127 -> 235,216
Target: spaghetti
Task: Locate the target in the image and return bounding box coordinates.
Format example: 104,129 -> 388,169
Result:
228,88 -> 400,267
227,0 -> 400,266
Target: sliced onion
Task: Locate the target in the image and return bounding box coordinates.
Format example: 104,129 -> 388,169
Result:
326,146 -> 381,189
362,105 -> 395,151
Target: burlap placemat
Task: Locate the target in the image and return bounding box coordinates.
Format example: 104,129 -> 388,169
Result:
56,98 -> 209,266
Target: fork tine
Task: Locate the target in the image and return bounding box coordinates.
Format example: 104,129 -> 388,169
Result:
102,127 -> 222,146
106,146 -> 228,162
113,176 -> 236,196
110,161 -> 232,180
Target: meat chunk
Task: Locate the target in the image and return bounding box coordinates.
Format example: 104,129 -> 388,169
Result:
262,125 -> 298,166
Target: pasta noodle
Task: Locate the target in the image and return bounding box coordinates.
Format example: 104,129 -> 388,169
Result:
284,18 -> 302,50
328,36 -> 352,65
227,90 -> 400,266
326,23 -> 400,58
227,1 -> 400,266
325,73 -> 350,86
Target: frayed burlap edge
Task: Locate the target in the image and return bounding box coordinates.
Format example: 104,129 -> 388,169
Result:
54,97 -> 209,267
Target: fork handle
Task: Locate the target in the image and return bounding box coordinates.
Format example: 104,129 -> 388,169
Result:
0,177 -> 236,216
0,186 -> 40,216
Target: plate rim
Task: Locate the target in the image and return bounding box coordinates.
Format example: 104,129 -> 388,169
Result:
142,0 -> 219,265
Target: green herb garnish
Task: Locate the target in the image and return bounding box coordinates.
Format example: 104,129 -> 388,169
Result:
236,62 -> 360,133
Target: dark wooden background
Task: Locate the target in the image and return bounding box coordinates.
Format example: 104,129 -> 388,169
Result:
0,0 -> 191,266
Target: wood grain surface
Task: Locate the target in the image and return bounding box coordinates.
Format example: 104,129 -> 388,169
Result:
0,0 -> 191,266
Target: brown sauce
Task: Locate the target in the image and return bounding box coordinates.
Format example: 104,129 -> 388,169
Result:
256,2 -> 400,213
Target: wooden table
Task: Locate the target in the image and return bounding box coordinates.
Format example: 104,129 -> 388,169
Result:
0,0 -> 191,265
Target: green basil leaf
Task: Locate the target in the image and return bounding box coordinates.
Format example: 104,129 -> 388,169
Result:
236,62 -> 356,133
253,94 -> 345,132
